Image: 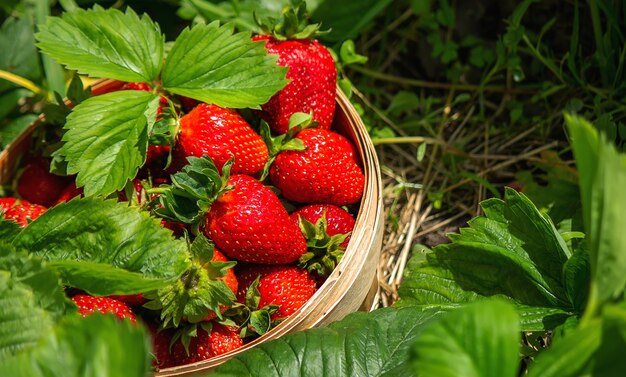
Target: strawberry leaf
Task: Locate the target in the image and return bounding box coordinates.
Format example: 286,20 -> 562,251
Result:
0,246 -> 73,361
0,219 -> 21,243
161,21 -> 288,108
47,260 -> 171,296
410,299 -> 520,377
212,306 -> 443,377
12,198 -> 189,296
398,188 -> 572,309
54,90 -> 161,197
0,314 -> 152,377
566,114 -> 626,304
35,6 -> 164,83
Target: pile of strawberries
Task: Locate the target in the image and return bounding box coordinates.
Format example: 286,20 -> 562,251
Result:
0,10 -> 365,370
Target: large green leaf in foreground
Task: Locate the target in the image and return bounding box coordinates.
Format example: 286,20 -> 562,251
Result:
213,306 -> 443,377
54,90 -> 160,197
411,299 -> 520,377
0,314 -> 152,377
566,114 -> 626,304
13,198 -> 189,296
0,247 -> 71,361
36,6 -> 164,83
161,21 -> 288,108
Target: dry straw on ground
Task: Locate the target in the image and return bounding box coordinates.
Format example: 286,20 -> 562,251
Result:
361,86 -> 564,309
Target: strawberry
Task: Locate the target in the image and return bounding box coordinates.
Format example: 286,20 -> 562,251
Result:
147,323 -> 175,369
253,3 -> 336,134
171,103 -> 268,175
16,157 -> 69,206
54,182 -> 84,204
72,294 -> 137,323
204,174 -> 307,264
108,294 -> 147,307
178,95 -> 200,113
170,323 -> 243,366
270,128 -> 364,205
236,264 -> 317,320
0,198 -> 46,227
291,204 -> 355,248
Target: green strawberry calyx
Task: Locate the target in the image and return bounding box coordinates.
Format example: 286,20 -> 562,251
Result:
222,276 -> 280,338
155,156 -> 234,229
296,212 -> 350,278
254,0 -> 329,40
259,111 -> 317,181
143,234 -> 236,327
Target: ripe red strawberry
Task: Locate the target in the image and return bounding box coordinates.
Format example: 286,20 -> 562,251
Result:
72,294 -> 137,323
170,323 -> 243,365
290,204 -> 355,248
204,174 -> 307,264
0,198 -> 46,227
108,294 -> 147,307
236,265 -> 317,320
178,95 -> 199,113
171,104 -> 268,175
54,182 -> 84,204
147,323 -> 175,369
17,157 -> 69,206
252,2 -> 336,134
270,128 -> 364,205
253,29 -> 336,134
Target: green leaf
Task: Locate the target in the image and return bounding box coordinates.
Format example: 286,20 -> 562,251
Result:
411,300 -> 520,377
0,114 -> 37,150
213,306 -> 444,377
399,188 -> 571,309
28,0 -> 66,96
515,304 -> 573,331
0,89 -> 28,122
563,247 -> 591,312
49,260 -> 169,296
65,73 -> 90,105
566,114 -> 626,303
526,319 -> 601,377
0,16 -> 42,92
180,0 -> 283,33
0,220 -> 21,243
339,40 -> 368,65
0,314 -> 152,377
0,246 -> 71,361
12,198 -> 189,296
35,6 -> 164,83
396,258 -> 480,308
161,21 -> 288,108
312,0 -> 393,42
54,90 -> 160,197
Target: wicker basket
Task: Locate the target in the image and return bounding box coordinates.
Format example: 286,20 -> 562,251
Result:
0,79 -> 384,375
